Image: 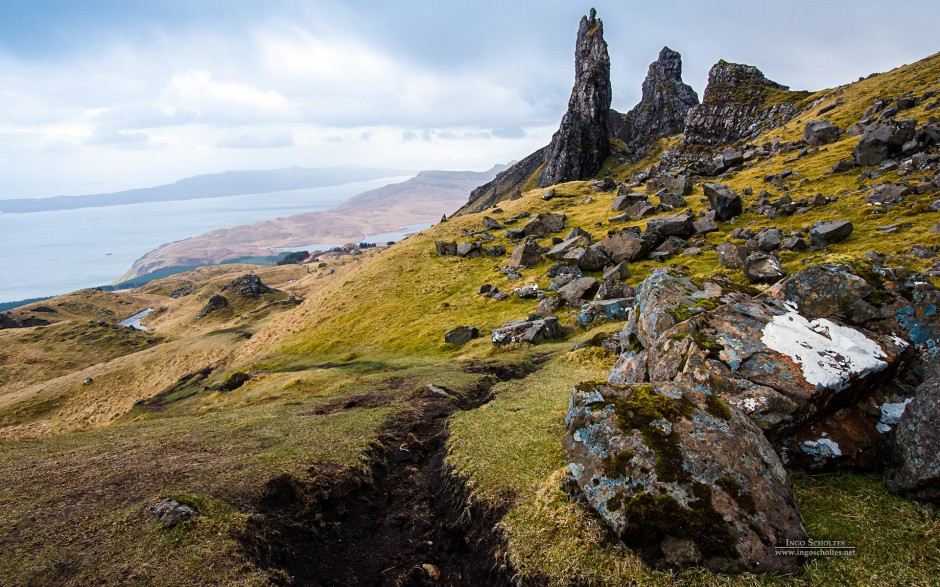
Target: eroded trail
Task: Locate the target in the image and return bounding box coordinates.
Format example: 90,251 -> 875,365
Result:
252,358 -> 546,586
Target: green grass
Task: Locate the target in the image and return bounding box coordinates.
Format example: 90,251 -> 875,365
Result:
447,351 -> 940,586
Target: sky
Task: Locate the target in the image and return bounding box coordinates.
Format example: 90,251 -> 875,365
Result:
1,0 -> 938,199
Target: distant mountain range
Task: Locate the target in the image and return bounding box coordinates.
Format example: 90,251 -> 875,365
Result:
0,166 -> 411,214
117,165 -> 506,281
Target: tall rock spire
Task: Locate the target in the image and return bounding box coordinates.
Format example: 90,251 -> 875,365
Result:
610,46 -> 699,159
537,8 -> 612,187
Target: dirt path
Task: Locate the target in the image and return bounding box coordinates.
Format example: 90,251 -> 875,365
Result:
258,358 -> 546,586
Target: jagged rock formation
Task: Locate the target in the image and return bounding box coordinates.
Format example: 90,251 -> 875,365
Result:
537,8 -> 612,187
683,60 -> 805,146
610,47 -> 699,159
456,9 -> 612,215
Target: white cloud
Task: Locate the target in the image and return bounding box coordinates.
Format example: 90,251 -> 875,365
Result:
159,70 -> 295,123
217,129 -> 295,149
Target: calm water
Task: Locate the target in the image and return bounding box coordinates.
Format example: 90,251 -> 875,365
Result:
0,175 -> 413,303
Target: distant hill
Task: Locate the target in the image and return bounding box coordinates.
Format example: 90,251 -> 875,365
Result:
0,166 -> 410,214
117,165 -> 506,281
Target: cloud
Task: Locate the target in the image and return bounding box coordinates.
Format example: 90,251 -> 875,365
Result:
217,129 -> 294,149
84,126 -> 158,149
155,70 -> 295,125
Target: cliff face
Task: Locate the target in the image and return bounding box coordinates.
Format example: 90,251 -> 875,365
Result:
536,8 -> 612,187
683,60 -> 805,146
610,46 -> 699,159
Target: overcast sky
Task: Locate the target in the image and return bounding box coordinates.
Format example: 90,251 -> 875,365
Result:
1,0 -> 938,199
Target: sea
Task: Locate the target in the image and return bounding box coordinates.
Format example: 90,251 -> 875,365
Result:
0,175 -> 415,304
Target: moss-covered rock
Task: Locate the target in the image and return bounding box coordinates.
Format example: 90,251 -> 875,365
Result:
563,380 -> 806,573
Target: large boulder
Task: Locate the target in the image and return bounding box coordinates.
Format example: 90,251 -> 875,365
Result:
563,244 -> 610,272
886,357 -> 940,503
803,120 -> 843,146
518,213 -> 568,238
646,214 -> 694,239
809,221 -> 853,247
598,230 -> 653,263
558,277 -> 600,307
491,315 -> 559,345
852,119 -> 917,166
546,236 -> 590,261
647,173 -> 693,197
641,288 -> 908,438
703,183 -> 743,221
564,381 -> 806,573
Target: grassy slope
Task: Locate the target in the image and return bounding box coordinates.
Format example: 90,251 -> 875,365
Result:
0,53 -> 939,585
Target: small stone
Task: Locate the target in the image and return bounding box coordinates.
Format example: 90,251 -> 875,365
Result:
744,252 -> 787,283
406,432 -> 424,450
422,564 -> 442,582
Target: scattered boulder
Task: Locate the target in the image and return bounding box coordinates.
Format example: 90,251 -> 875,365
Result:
693,218 -> 719,235
852,119 -> 917,166
509,238 -> 543,269
703,183 -> 743,221
612,192 -> 648,212
803,120 -> 843,146
603,261 -> 631,281
558,277 -> 600,307
435,241 -> 457,256
599,230 -> 653,263
866,183 -> 911,206
445,326 -> 480,346
647,214 -> 694,239
809,220 -> 853,247
647,173 -> 693,197
547,236 -> 590,261
482,216 -> 503,230
564,381 -> 806,573
658,191 -> 688,209
743,253 -> 786,284
456,242 -> 481,258
491,315 -> 559,345
716,242 -> 744,269
564,244 -> 611,272
576,298 -> 633,327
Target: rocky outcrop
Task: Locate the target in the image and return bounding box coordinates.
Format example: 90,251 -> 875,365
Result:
609,47 -> 699,160
537,9 -> 612,187
564,381 -> 806,573
455,9 -> 613,214
223,274 -> 277,299
683,61 -> 805,146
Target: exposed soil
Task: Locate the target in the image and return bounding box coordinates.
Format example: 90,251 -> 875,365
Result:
248,357 -> 548,586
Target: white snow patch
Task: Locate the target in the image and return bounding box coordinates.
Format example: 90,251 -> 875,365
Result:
877,398 -> 912,433
761,303 -> 888,391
